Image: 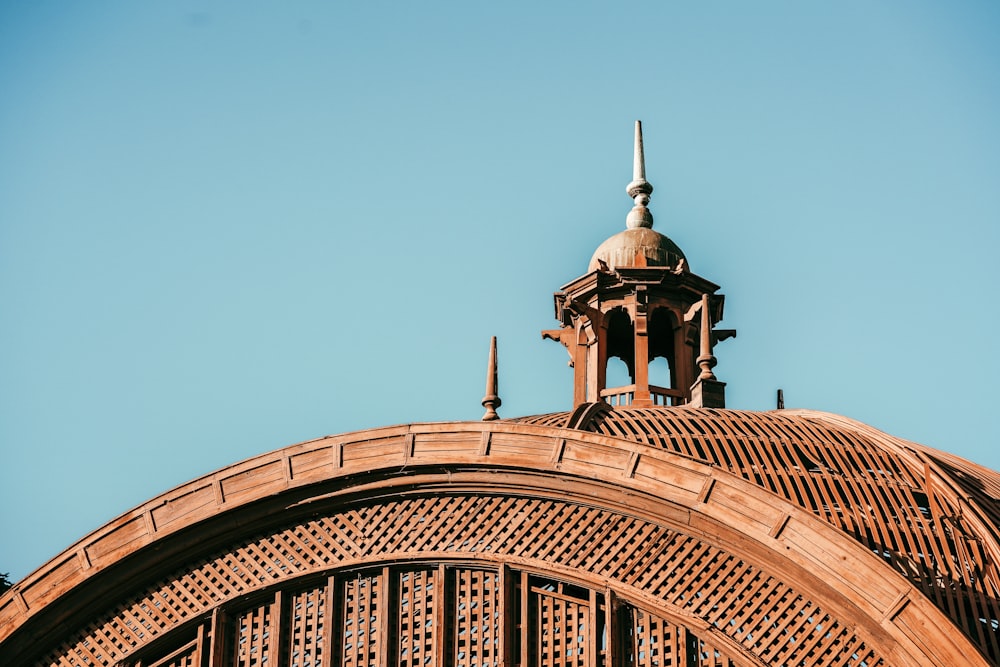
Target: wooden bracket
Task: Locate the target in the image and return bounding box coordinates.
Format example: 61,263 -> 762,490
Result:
550,438 -> 567,466
403,433 -> 416,462
768,514 -> 790,539
882,591 -> 910,622
697,477 -> 715,504
624,451 -> 640,479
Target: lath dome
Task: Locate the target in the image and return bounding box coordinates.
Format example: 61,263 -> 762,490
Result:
513,403 -> 1000,662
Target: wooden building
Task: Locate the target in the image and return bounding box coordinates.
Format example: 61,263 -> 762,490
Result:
1,123 -> 998,666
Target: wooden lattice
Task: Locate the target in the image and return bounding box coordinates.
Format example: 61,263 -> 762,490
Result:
532,579 -> 589,667
342,572 -> 382,667
115,570 -> 740,667
512,406 -> 1000,661
230,598 -> 273,667
4,421 -> 993,666
398,569 -> 435,667
453,568 -> 499,667
142,635 -> 202,667
120,569 -> 756,667
631,607 -> 677,667
36,493 -> 892,667
288,585 -> 326,667
629,606 -> 735,667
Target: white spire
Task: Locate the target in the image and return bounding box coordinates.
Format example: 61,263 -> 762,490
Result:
633,120 -> 647,181
625,120 -> 654,229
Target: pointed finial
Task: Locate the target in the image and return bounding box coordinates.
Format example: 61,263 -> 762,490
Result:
696,294 -> 718,381
481,336 -> 501,421
625,120 -> 654,229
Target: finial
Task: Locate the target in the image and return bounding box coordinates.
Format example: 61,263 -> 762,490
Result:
481,336 -> 501,421
625,120 -> 654,229
696,294 -> 718,381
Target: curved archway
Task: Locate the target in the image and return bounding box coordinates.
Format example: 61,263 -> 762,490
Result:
605,307 -> 635,382
647,306 -> 677,392
0,422 -> 989,666
605,356 -> 632,391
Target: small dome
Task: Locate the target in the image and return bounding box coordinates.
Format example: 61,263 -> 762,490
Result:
588,227 -> 686,272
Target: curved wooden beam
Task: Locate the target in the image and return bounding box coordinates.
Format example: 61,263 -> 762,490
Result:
0,421 -> 989,666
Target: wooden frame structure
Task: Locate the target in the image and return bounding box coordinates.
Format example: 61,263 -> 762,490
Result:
1,416 -> 996,665
3,121 -> 997,666
543,122 -> 734,410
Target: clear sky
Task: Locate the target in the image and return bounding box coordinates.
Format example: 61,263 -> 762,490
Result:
2,2 -> 998,583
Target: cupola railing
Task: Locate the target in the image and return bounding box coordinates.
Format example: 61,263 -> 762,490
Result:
600,384 -> 686,407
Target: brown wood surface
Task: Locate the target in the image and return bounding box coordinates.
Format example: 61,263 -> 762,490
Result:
1,416 -> 994,666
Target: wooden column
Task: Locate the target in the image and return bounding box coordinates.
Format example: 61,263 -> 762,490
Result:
269,591 -> 284,665
195,622 -> 206,667
573,327 -> 589,406
588,323 -> 605,405
586,589 -> 599,666
379,566 -> 392,667
498,564 -> 514,667
604,588 -> 617,667
321,575 -> 336,667
520,571 -> 531,667
208,607 -> 226,667
433,565 -> 449,667
676,324 -> 694,403
632,306 -> 651,407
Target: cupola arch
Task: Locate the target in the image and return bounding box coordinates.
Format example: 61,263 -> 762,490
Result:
647,305 -> 679,392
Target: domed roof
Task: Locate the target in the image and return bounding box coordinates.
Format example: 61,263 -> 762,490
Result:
588,226 -> 686,272
512,404 -> 1000,661
5,413 -> 995,666
587,121 -> 688,273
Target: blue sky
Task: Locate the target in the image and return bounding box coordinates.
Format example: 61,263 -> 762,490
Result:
2,2 -> 998,582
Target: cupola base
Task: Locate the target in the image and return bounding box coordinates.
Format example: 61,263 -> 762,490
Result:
689,377 -> 727,408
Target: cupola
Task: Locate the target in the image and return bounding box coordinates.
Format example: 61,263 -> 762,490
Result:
544,121 -> 735,408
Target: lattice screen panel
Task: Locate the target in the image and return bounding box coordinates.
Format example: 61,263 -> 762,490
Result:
142,636 -> 202,667
398,569 -> 435,667
531,580 -> 590,667
342,573 -> 382,667
453,568 -> 499,667
123,624 -> 210,667
288,585 -> 326,667
45,494 -> 888,667
629,607 -> 734,667
230,599 -> 273,667
150,651 -> 199,667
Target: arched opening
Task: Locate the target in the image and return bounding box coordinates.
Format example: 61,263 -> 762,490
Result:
606,356 -> 632,389
605,308 -> 635,388
648,307 -> 677,391
648,356 -> 672,390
